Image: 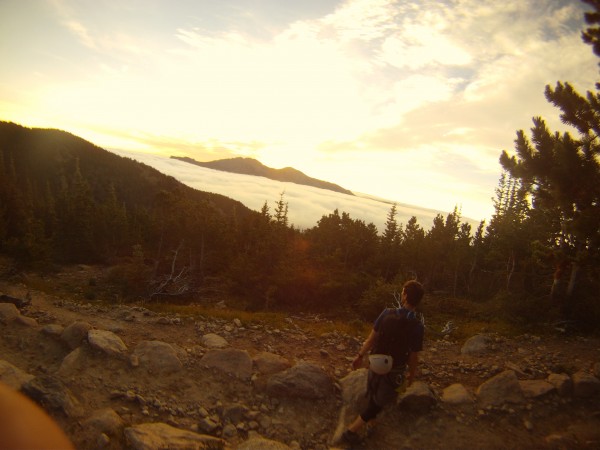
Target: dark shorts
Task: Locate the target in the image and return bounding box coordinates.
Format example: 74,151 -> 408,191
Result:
367,368 -> 404,407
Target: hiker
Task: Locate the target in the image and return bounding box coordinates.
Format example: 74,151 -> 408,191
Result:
341,280 -> 425,445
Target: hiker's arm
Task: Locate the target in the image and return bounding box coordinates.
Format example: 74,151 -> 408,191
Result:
352,329 -> 378,370
407,351 -> 419,385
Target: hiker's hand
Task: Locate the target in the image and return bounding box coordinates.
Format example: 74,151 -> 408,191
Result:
352,354 -> 363,370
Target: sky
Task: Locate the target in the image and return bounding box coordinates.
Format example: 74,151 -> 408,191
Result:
1,0 -> 598,223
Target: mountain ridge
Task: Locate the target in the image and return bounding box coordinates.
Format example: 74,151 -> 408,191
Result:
171,156 -> 355,196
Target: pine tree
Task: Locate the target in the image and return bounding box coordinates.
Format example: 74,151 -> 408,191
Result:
499,0 -> 600,310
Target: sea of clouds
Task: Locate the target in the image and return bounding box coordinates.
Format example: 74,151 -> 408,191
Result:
110,149 -> 477,233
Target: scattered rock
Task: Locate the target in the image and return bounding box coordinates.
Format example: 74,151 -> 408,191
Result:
547,373 -> 572,397
201,333 -> 229,349
41,323 -> 64,337
237,436 -> 292,449
253,352 -> 292,375
15,314 -> 38,327
82,408 -> 125,436
61,321 -> 92,350
442,383 -> 473,405
132,341 -> 183,374
0,359 -> 34,389
21,375 -> 84,418
398,381 -> 436,412
200,348 -> 253,380
461,335 -> 491,355
88,329 -> 128,357
266,363 -> 334,399
519,380 -> 555,398
0,302 -> 20,322
124,422 -> 224,450
572,370 -> 600,398
476,370 -> 524,408
58,347 -> 87,376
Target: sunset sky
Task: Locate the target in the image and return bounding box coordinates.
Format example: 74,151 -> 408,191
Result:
1,0 -> 597,222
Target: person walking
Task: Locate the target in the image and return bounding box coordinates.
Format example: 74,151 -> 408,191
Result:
341,279 -> 425,445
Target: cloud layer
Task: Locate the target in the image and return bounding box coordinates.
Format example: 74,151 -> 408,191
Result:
111,149 -> 462,232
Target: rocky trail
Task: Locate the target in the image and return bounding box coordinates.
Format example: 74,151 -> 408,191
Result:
0,265 -> 599,449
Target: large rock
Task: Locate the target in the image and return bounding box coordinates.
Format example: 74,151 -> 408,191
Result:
547,373 -> 572,397
461,334 -> 491,355
237,436 -> 292,449
21,375 -> 84,418
15,315 -> 38,327
332,369 -> 369,446
88,329 -> 128,357
132,341 -> 183,374
124,422 -> 224,450
442,383 -> 473,405
58,347 -> 87,376
200,348 -> 253,380
0,360 -> 34,390
572,370 -> 600,397
398,381 -> 437,412
0,303 -> 20,322
61,321 -> 92,350
476,370 -> 524,408
82,408 -> 125,436
201,333 -> 229,349
41,324 -> 65,337
266,362 -> 334,399
253,351 -> 291,375
519,380 -> 555,398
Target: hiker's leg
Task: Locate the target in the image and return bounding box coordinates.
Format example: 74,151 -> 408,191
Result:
347,414 -> 366,433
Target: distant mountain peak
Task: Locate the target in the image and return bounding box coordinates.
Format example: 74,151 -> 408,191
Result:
171,156 -> 354,196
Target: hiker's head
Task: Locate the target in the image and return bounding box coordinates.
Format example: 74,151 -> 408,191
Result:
402,280 -> 424,307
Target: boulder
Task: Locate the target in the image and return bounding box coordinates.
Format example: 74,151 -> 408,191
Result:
340,369 -> 368,406
442,383 -> 473,405
253,351 -> 291,375
266,363 -> 334,399
61,321 -> 92,350
572,370 -> 600,397
58,347 -> 87,376
41,324 -> 64,337
124,422 -> 224,450
519,380 -> 555,398
88,329 -> 128,357
237,436 -> 292,449
0,303 -> 20,322
15,315 -> 38,327
476,370 -> 524,408
461,334 -> 491,355
82,408 -> 125,436
547,373 -> 572,397
0,360 -> 34,390
201,348 -> 253,380
131,341 -> 182,374
398,381 -> 436,412
201,333 -> 229,349
21,375 -> 84,418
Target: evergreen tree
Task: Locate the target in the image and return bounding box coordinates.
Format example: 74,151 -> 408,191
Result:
498,0 -> 600,323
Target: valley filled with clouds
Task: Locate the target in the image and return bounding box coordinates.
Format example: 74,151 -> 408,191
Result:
112,149 -> 478,232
